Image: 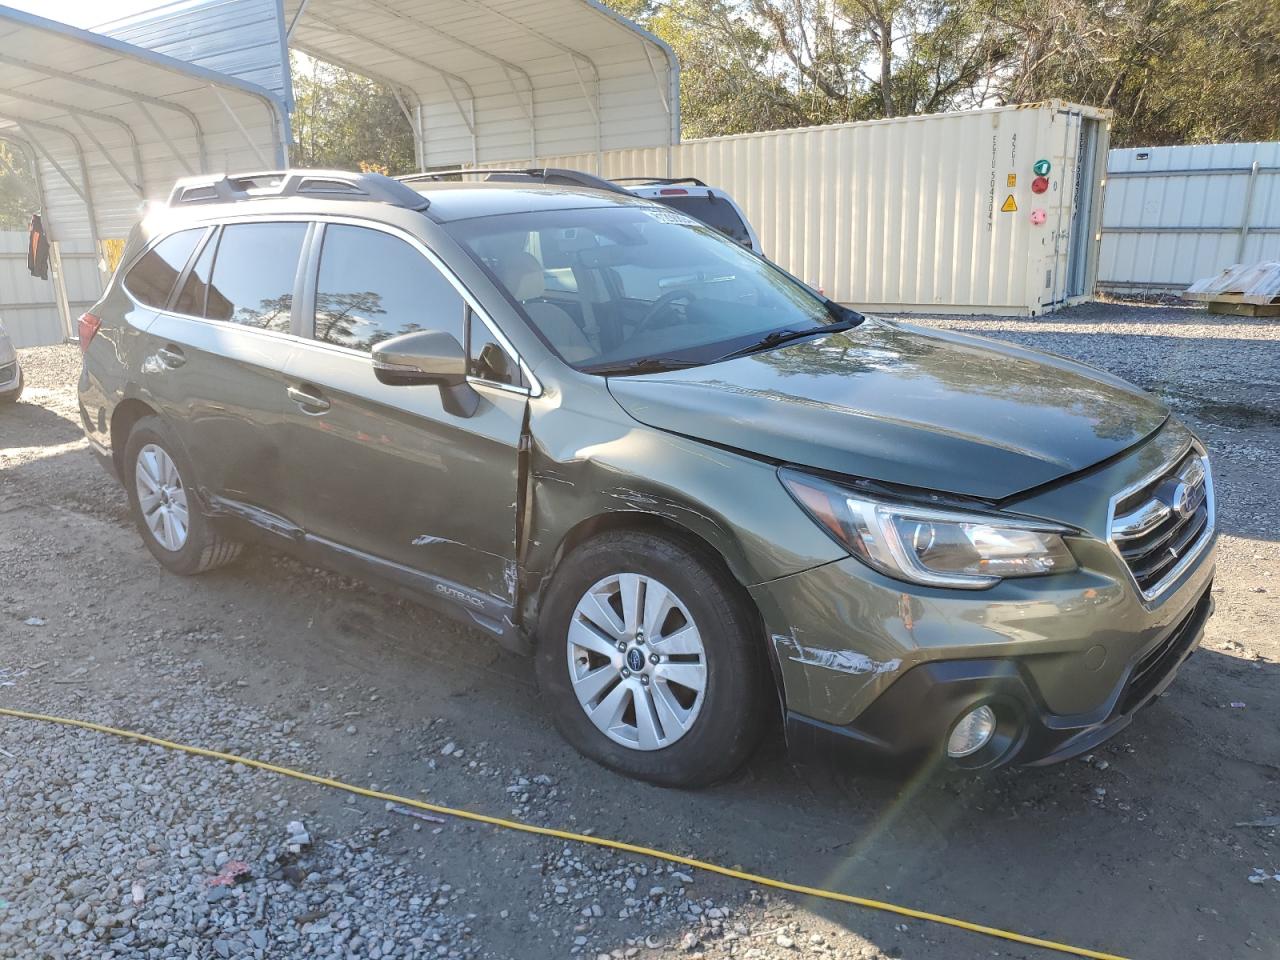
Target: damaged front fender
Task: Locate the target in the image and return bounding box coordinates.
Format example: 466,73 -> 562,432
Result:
517,382 -> 845,629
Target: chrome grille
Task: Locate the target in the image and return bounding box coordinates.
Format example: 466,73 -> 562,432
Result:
1109,449 -> 1213,598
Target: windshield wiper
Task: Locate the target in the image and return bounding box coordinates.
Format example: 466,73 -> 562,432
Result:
586,357 -> 704,376
716,317 -> 860,362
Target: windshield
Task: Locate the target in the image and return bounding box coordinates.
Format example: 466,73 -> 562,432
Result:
449,205 -> 848,373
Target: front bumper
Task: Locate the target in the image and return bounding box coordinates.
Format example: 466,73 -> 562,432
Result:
0,357 -> 19,394
750,422 -> 1217,770
782,584 -> 1212,769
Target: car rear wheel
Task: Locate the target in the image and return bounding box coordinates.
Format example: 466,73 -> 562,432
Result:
124,416 -> 242,575
536,531 -> 767,787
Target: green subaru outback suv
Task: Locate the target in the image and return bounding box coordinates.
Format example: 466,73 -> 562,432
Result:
78,169 -> 1216,787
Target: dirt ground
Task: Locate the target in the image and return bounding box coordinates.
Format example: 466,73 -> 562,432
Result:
1,301 -> 1278,960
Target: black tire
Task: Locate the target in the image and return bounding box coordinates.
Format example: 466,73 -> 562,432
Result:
536,530 -> 767,788
0,368 -> 21,403
123,416 -> 242,575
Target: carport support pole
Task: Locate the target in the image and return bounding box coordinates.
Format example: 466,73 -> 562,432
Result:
416,104 -> 426,172
0,134 -> 73,339
1236,161 -> 1260,262
16,121 -> 105,308
49,245 -> 74,341
25,143 -> 74,340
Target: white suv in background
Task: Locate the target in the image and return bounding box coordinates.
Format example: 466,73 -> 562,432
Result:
416,168 -> 764,258
612,177 -> 762,255
0,318 -> 23,402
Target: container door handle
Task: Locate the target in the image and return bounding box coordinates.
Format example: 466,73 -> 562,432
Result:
287,384 -> 331,414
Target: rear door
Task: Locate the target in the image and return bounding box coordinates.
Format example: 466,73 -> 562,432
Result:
281,221 -> 528,612
143,220 -> 310,525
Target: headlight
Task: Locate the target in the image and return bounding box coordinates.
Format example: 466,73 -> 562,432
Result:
780,468 -> 1077,589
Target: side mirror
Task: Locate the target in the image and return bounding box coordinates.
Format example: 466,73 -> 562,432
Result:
372,329 -> 479,417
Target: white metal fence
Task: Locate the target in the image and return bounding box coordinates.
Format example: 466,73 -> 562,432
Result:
0,232 -> 102,347
1098,142 -> 1280,293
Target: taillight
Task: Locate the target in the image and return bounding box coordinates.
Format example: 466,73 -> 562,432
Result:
78,312 -> 101,354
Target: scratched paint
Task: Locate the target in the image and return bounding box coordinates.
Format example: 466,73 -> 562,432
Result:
772,634 -> 901,676
411,534 -> 462,547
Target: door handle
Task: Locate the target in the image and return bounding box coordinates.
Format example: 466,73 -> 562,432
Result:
156,345 -> 186,368
287,384 -> 331,414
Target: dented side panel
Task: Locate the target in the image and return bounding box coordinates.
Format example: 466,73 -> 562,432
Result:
519,379 -> 846,601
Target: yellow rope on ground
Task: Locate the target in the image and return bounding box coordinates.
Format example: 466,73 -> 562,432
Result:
0,706 -> 1130,960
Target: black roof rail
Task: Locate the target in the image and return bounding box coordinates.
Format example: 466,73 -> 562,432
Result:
396,167 -> 630,196
611,176 -> 708,187
167,170 -> 431,211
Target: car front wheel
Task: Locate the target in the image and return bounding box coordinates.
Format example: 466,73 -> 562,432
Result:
124,416 -> 242,575
536,531 -> 767,787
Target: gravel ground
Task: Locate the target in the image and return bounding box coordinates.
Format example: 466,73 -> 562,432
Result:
1,301 -> 1278,960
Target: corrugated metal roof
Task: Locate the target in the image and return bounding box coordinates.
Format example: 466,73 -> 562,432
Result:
1183,261 -> 1280,305
283,0 -> 679,168
97,0 -> 293,110
0,3 -> 288,245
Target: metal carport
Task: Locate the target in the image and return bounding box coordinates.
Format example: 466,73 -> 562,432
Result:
0,3 -> 289,336
282,0 -> 679,170
0,0 -> 677,341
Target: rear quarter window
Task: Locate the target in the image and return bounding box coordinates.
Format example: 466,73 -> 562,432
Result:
123,229 -> 205,310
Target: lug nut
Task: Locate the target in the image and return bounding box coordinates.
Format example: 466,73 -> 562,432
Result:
621,668 -> 631,679
617,641 -> 627,652
639,675 -> 649,686
649,653 -> 660,665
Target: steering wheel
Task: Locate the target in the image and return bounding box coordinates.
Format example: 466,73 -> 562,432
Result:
633,289 -> 696,336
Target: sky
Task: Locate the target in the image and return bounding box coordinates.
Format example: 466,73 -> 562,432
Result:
3,0 -> 171,28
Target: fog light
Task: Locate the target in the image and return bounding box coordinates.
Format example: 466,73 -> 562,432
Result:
947,705 -> 996,758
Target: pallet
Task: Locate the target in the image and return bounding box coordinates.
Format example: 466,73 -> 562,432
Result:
1205,299 -> 1280,317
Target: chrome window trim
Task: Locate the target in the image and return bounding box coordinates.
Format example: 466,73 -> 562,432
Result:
124,212 -> 541,398
1105,442 -> 1215,603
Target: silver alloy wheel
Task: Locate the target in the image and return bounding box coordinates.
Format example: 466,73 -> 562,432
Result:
566,573 -> 708,751
134,443 -> 190,553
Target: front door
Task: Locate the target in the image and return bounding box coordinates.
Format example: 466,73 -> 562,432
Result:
280,222 -> 527,618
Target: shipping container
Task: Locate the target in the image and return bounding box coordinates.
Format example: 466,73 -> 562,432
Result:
492,100 -> 1111,315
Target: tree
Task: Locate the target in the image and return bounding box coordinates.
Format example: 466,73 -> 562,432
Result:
608,0 -> 1279,146
290,55 -> 416,173
0,141 -> 39,229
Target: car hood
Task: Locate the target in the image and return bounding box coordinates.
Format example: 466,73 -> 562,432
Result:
606,318 -> 1168,501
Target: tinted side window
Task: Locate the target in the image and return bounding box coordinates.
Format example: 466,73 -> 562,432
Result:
314,225 -> 464,352
205,223 -> 307,331
173,231 -> 216,317
467,308 -> 524,387
124,229 -> 204,309
660,196 -> 752,246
